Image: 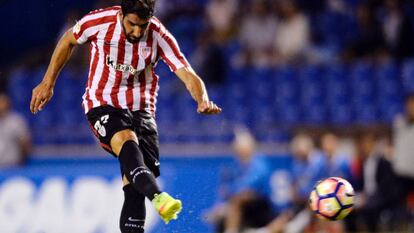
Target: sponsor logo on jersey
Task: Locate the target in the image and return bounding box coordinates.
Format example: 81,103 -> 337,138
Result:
106,55 -> 138,75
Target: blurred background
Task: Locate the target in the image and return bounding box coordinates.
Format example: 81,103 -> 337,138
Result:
0,0 -> 414,232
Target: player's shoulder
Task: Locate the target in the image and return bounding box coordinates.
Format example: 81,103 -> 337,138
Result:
149,17 -> 167,33
81,6 -> 120,24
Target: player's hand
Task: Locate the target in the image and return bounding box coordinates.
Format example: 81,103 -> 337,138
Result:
197,100 -> 222,115
30,81 -> 54,114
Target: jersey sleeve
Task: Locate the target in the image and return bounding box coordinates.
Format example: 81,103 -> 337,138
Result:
154,24 -> 190,72
72,12 -> 101,44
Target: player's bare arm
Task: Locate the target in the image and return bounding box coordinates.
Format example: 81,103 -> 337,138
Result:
30,28 -> 78,114
175,67 -> 222,115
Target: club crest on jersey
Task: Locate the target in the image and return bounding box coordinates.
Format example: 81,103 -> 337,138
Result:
140,47 -> 151,59
106,55 -> 138,75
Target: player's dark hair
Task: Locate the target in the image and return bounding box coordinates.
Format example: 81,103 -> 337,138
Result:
121,0 -> 155,20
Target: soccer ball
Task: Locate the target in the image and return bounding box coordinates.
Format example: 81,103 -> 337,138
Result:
309,177 -> 355,221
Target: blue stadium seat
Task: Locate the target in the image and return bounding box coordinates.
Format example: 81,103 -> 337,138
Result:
328,104 -> 353,125
223,40 -> 242,60
31,108 -> 55,128
376,62 -> 400,91
323,63 -> 353,124
251,107 -> 275,126
301,103 -> 327,124
378,99 -> 402,122
375,62 -> 403,122
353,103 -> 378,123
273,66 -> 299,106
224,104 -> 250,125
227,66 -> 251,82
8,68 -> 32,110
274,103 -> 300,124
207,86 -> 224,106
402,59 -> 414,92
349,61 -> 376,104
313,10 -> 357,51
224,83 -> 247,107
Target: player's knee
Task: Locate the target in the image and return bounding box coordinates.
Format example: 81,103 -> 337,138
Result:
123,175 -> 130,186
118,140 -> 151,183
111,129 -> 138,156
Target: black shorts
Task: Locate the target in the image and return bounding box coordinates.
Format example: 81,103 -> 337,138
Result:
86,105 -> 160,177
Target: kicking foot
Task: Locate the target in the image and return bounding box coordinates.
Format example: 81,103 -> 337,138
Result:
152,192 -> 182,224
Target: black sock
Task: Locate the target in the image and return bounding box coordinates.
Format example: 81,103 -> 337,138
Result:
119,140 -> 161,200
120,184 -> 145,233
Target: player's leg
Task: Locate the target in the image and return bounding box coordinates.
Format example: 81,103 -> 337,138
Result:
111,129 -> 161,199
119,183 -> 146,233
133,114 -> 182,223
111,128 -> 182,224
86,106 -> 181,227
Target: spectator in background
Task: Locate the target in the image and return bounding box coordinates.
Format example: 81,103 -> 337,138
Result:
320,132 -> 352,180
380,0 -> 414,60
282,133 -> 328,233
243,134 -> 329,233
210,128 -> 276,233
0,93 -> 31,168
237,0 -> 278,67
206,0 -> 238,43
344,130 -> 374,232
344,3 -> 387,61
393,93 -> 414,191
289,134 -> 328,208
349,131 -> 406,232
191,31 -> 227,85
272,0 -> 310,64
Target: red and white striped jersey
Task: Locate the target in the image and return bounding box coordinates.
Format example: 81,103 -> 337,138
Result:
72,6 -> 190,115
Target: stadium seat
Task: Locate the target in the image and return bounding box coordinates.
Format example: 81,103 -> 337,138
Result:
328,104 -> 353,125
350,62 -> 376,111
321,63 -> 353,124
353,103 -> 378,124
402,59 -> 414,92
375,62 -> 403,121
313,10 -> 357,51
300,72 -> 324,109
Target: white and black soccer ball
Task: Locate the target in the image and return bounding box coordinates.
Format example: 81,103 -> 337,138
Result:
309,177 -> 355,221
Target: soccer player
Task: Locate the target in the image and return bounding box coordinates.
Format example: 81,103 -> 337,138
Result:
29,0 -> 221,232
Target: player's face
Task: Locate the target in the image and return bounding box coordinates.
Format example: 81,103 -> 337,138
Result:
121,13 -> 150,43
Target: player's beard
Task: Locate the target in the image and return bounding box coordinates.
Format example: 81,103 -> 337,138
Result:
122,24 -> 142,44
126,35 -> 141,44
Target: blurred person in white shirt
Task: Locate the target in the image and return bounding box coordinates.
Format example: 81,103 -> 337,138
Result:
272,0 -> 310,63
393,93 -> 414,185
0,93 -> 31,168
206,0 -> 238,43
237,0 -> 278,67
